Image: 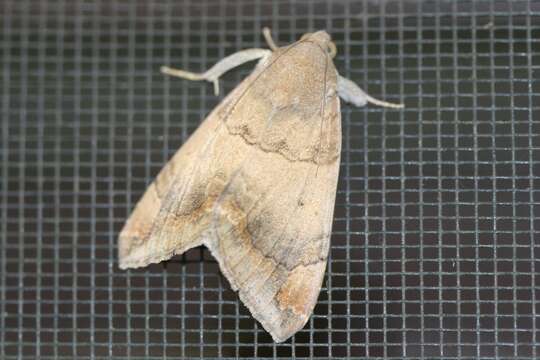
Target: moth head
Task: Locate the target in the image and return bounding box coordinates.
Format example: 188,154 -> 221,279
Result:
300,31 -> 337,59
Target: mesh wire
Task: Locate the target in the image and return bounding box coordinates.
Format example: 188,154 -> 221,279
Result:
1,0 -> 540,358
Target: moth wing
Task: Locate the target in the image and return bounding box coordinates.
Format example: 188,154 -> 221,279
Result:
117,126 -> 206,267
207,125 -> 341,342
118,70 -> 259,269
119,39 -> 341,342
204,42 -> 341,342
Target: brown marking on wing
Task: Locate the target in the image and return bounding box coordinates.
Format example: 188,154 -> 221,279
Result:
275,261 -> 327,316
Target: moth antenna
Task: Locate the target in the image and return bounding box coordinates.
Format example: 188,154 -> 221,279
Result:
262,27 -> 279,51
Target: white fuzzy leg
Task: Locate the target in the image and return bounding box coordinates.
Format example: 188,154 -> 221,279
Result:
161,48 -> 272,95
338,76 -> 404,109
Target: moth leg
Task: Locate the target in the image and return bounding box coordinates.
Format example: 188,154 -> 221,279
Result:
161,48 -> 272,96
337,76 -> 404,109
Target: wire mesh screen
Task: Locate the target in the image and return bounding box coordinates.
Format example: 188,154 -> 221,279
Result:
1,0 -> 539,358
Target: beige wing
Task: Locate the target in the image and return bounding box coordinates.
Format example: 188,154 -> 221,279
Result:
118,39 -> 341,342
206,99 -> 341,342
117,66 -> 259,269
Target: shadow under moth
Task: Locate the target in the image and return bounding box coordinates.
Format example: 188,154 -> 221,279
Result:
118,28 -> 402,342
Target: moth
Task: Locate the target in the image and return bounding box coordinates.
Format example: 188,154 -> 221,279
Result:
119,28 -> 402,342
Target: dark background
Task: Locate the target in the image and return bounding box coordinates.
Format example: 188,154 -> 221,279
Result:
1,0 -> 539,358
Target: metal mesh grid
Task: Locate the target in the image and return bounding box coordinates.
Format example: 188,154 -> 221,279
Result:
1,0 -> 539,358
